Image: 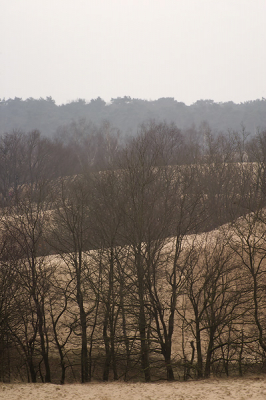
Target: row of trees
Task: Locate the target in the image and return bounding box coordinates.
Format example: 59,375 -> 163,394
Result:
1,96 -> 266,138
0,120 -> 264,206
0,122 -> 266,383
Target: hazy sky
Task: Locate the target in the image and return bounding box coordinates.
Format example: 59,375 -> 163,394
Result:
1,0 -> 266,105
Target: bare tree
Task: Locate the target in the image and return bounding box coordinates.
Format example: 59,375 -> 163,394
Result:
230,209 -> 266,358
180,231 -> 247,378
2,179 -> 53,382
49,175 -> 100,383
0,230 -> 19,382
0,130 -> 26,205
115,122 -> 203,381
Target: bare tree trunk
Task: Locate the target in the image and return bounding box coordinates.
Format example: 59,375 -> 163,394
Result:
204,330 -> 215,378
136,249 -> 150,382
77,283 -> 89,383
195,319 -> 203,378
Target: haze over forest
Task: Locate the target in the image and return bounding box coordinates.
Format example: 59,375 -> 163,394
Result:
1,96 -> 266,139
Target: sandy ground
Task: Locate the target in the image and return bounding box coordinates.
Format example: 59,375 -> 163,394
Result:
0,377 -> 266,400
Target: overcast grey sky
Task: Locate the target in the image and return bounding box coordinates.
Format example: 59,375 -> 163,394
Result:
1,0 -> 266,105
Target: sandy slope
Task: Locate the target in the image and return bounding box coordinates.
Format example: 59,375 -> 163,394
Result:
1,377 -> 266,400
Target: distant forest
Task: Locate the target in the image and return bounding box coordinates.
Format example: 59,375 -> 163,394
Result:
1,96 -> 266,139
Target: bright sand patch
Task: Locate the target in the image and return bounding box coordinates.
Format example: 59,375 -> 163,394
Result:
0,377 -> 266,400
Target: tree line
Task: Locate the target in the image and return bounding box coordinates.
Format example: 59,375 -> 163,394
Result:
0,121 -> 266,383
1,96 -> 266,138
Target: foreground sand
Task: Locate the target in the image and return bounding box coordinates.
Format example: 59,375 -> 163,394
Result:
1,377 -> 266,400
